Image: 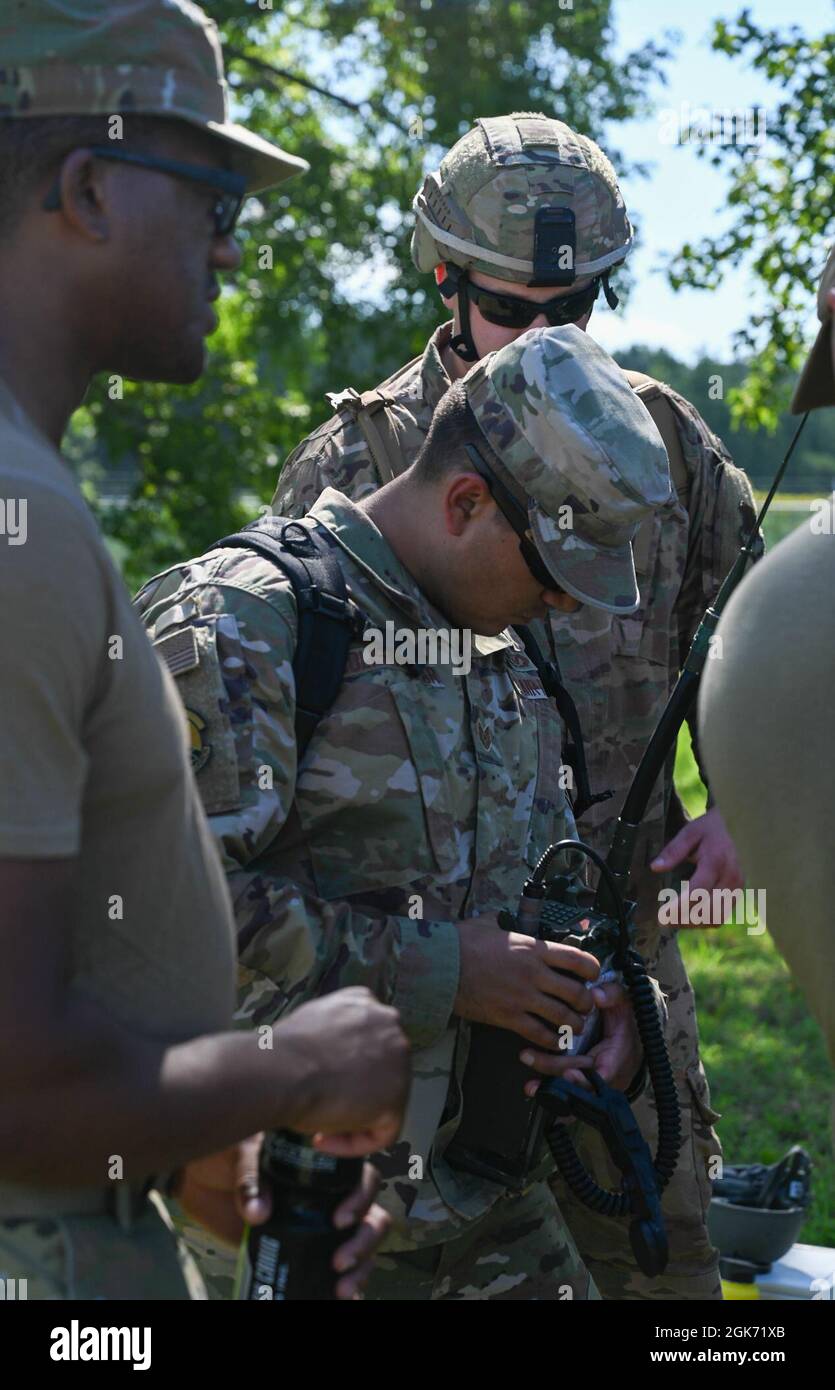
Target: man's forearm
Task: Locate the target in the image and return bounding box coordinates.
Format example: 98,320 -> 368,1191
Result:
0,991 -> 311,1187
231,866 -> 459,1049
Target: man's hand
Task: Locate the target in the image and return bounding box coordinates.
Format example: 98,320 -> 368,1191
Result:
172,1133 -> 267,1247
174,1144 -> 389,1301
650,805 -> 743,926
331,1162 -> 391,1300
454,915 -> 600,1048
275,987 -> 411,1156
520,981 -> 643,1096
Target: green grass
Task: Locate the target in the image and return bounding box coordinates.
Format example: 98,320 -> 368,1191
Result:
674,727 -> 834,1247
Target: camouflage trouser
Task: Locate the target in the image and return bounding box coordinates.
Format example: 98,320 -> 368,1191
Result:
551,927 -> 723,1300
364,1179 -> 600,1301
168,1183 -> 599,1303
0,1194 -> 205,1300
167,1198 -> 238,1301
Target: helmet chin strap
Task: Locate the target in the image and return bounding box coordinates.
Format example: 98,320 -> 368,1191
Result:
437,267 -> 480,363
449,277 -> 480,362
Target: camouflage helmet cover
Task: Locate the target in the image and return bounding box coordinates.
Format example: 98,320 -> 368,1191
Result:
412,112 -> 633,286
0,0 -> 308,192
463,325 -> 672,613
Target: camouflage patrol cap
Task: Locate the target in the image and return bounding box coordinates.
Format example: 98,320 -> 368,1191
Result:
791,244 -> 835,413
0,0 -> 308,192
463,325 -> 671,613
412,112 -> 633,286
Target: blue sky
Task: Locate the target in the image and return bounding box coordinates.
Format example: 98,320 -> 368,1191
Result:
590,0 -> 833,364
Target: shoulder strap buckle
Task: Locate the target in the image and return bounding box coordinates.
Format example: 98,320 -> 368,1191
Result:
325,385 -> 402,485
326,386 -> 362,413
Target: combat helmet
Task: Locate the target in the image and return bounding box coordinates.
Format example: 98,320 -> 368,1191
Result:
412,112 -> 633,360
708,1146 -> 813,1271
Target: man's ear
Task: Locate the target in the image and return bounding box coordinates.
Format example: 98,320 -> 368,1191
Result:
53,148 -> 110,242
443,471 -> 493,536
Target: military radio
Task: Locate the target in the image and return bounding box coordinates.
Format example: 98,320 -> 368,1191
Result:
446,414 -> 809,1277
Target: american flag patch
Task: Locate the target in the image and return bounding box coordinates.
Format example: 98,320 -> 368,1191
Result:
513,676 -> 547,699
155,626 -> 199,677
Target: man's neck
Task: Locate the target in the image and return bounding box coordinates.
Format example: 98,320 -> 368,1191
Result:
362,474 -> 437,598
440,338 -> 471,383
0,345 -> 90,449
0,269 -> 92,447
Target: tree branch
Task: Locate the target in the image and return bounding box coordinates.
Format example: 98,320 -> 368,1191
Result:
225,45 -> 421,141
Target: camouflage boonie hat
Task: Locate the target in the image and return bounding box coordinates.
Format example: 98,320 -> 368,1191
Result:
791,244 -> 835,413
0,0 -> 308,192
463,325 -> 672,612
412,112 -> 633,286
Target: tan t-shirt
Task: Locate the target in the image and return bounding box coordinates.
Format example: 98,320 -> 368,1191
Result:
0,379 -> 236,1042
699,513 -> 835,1147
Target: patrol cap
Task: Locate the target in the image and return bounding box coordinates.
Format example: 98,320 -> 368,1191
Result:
0,0 -> 308,192
791,244 -> 835,413
463,325 -> 672,612
412,112 -> 633,286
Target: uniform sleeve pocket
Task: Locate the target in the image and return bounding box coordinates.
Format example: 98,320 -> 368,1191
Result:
298,666 -> 456,898
155,619 -> 242,815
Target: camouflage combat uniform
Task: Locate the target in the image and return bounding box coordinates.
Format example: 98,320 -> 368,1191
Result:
137,325 -> 672,1300
273,319 -> 759,1299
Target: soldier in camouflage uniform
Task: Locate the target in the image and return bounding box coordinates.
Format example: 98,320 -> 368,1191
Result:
137,325 -> 672,1300
273,113 -> 763,1299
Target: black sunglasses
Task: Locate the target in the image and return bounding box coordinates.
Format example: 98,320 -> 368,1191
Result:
464,443 -> 558,592
443,265 -> 600,329
42,146 -> 247,237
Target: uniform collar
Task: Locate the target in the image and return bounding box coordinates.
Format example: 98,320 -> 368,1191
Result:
421,321 -> 455,413
0,376 -> 41,439
309,487 -> 515,656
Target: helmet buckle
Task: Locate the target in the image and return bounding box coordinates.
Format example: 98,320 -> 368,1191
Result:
530,207 -> 576,287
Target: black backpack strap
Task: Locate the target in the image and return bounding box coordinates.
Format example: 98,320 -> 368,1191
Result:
213,517 -> 364,759
515,625 -> 613,822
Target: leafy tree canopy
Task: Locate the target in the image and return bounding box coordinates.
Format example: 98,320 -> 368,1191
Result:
667,8 -> 834,431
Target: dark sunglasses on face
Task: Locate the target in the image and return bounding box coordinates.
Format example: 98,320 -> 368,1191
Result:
42,147 -> 248,237
463,443 -> 559,592
444,266 -> 600,329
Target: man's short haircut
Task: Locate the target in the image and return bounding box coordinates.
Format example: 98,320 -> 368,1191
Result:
0,113 -> 178,238
412,379 -> 499,483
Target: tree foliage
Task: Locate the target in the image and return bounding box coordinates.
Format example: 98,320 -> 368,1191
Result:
667,8 -> 834,431
621,344 -> 835,494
